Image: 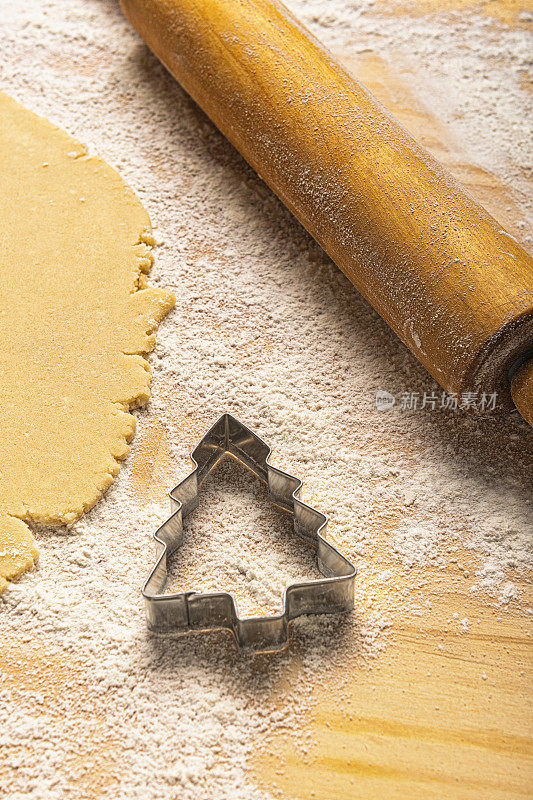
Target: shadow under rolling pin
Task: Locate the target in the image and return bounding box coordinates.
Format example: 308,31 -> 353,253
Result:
121,0 -> 533,426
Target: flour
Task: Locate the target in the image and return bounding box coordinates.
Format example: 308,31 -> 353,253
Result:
0,1 -> 532,798
291,0 -> 533,218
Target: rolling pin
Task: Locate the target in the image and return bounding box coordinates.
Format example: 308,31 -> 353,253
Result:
121,0 -> 533,425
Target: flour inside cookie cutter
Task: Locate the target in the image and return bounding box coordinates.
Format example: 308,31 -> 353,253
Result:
143,413 -> 357,652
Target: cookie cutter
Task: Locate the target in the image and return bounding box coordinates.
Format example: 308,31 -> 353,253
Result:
143,413 -> 356,652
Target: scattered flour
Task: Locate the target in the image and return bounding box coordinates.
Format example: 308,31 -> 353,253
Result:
290,0 -> 533,218
0,1 -> 532,798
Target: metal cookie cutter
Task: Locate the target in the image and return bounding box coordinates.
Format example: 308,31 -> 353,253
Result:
143,413 -> 356,652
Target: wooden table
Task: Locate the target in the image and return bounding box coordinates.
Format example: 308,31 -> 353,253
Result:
251,24 -> 533,800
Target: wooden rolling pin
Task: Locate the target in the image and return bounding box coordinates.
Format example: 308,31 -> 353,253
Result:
121,0 -> 533,425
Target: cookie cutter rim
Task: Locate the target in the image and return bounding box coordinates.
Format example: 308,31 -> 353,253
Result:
142,412 -> 356,652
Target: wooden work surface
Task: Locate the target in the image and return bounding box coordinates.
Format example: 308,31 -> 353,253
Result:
247,26 -> 532,797
0,2 -> 531,798
251,23 -> 533,800
254,555 -> 532,799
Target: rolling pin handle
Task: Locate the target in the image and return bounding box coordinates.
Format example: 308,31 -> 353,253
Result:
510,359 -> 533,427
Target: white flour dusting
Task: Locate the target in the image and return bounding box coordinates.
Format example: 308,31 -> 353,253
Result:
1,1 -> 532,798
291,0 -> 533,217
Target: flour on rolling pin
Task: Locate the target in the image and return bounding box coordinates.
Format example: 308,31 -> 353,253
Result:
121,0 -> 533,423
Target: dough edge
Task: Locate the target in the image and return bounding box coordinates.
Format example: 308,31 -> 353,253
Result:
0,92 -> 175,593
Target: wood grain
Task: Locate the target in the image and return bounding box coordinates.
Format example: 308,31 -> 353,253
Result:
254,568 -> 533,800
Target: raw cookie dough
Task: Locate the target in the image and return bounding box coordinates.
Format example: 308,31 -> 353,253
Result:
0,92 -> 175,592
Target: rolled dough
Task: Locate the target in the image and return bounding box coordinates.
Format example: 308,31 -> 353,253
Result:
0,92 -> 175,592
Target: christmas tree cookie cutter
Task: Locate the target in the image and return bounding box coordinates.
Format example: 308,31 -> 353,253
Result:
143,413 -> 356,652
